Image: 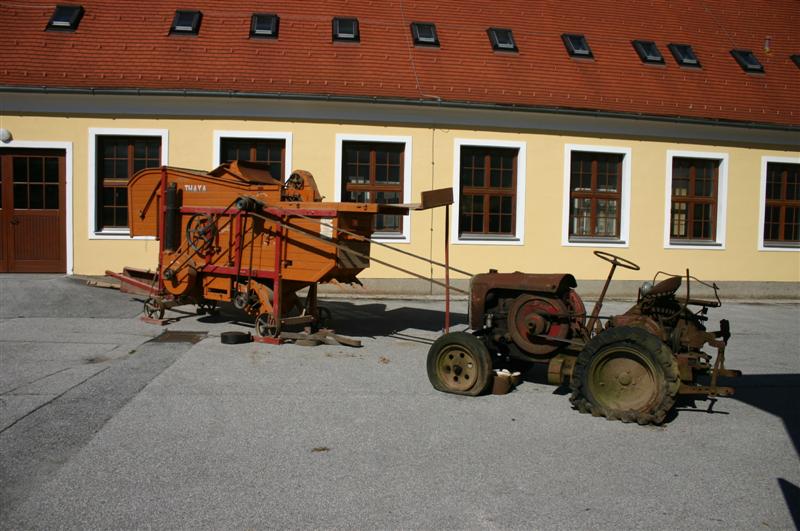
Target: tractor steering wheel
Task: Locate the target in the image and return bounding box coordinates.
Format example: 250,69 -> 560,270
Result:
593,250 -> 640,271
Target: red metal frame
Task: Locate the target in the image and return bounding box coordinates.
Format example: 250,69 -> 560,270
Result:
156,166 -> 168,293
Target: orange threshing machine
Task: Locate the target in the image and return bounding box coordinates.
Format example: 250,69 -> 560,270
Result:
111,161 -> 455,343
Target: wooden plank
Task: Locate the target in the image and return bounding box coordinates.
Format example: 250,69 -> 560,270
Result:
419,188 -> 454,210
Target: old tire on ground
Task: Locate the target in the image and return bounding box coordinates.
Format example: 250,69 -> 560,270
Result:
570,326 -> 680,425
221,331 -> 252,345
427,332 -> 492,397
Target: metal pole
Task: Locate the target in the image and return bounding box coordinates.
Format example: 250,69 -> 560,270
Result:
444,204 -> 450,333
586,263 -> 617,335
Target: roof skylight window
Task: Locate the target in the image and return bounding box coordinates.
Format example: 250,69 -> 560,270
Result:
332,17 -> 359,41
46,5 -> 84,32
488,28 -> 517,52
170,10 -> 202,35
730,49 -> 764,73
251,13 -> 278,38
411,22 -> 439,47
792,55 -> 800,69
632,40 -> 664,64
562,34 -> 593,58
668,43 -> 700,67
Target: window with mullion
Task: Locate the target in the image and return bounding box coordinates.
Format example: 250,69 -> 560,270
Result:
670,157 -> 719,241
220,138 -> 285,181
569,152 -> 623,239
764,162 -> 800,244
341,142 -> 404,234
96,136 -> 161,231
459,147 -> 517,236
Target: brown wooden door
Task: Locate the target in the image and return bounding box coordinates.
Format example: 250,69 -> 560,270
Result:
0,149 -> 67,273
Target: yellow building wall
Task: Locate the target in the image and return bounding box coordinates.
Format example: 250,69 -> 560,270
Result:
1,114 -> 798,282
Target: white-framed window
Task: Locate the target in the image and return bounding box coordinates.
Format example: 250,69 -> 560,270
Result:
562,144 -> 631,247
759,155 -> 800,251
88,128 -> 169,239
334,134 -> 412,243
212,130 -> 293,181
664,150 -> 728,249
452,138 -> 526,245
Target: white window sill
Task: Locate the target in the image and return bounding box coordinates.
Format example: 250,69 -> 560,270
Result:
563,238 -> 628,248
454,234 -> 522,246
372,233 -> 410,244
90,230 -> 156,241
666,240 -> 725,250
759,243 -> 800,252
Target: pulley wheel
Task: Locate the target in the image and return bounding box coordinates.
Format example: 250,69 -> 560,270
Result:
507,294 -> 569,356
185,214 -> 217,255
565,289 -> 587,328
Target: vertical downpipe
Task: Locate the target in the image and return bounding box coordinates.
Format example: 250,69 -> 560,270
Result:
164,183 -> 179,252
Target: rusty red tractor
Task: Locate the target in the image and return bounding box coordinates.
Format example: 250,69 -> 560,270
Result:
426,251 -> 740,425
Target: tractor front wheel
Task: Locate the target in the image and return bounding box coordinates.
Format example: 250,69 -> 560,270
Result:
570,326 -> 679,425
427,332 -> 492,396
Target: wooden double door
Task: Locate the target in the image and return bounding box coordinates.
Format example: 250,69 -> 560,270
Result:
0,148 -> 67,273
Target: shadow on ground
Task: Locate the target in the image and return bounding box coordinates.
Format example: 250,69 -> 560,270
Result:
184,300 -> 467,339
779,478 -> 800,529
727,374 -> 800,454
319,301 -> 467,337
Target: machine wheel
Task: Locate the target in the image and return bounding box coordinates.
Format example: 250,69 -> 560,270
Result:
255,312 -> 279,338
427,332 -> 492,397
570,326 -> 680,425
507,294 -> 569,356
143,297 -> 165,320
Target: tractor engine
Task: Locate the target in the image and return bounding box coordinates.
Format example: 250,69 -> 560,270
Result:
469,271 -> 586,361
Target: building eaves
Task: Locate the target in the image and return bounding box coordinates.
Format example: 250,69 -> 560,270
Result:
2,83 -> 797,133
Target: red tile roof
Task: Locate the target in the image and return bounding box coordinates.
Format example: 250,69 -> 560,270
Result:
1,0 -> 798,127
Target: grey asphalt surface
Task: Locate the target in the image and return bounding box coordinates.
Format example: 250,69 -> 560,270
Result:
0,274 -> 798,530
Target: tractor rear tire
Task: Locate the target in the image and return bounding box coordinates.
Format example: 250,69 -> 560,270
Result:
427,332 -> 492,397
570,326 -> 680,425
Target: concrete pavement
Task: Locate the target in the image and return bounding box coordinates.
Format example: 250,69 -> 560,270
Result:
1,275 -> 798,529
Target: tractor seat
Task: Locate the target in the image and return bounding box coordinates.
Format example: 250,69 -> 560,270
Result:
646,276 -> 682,298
